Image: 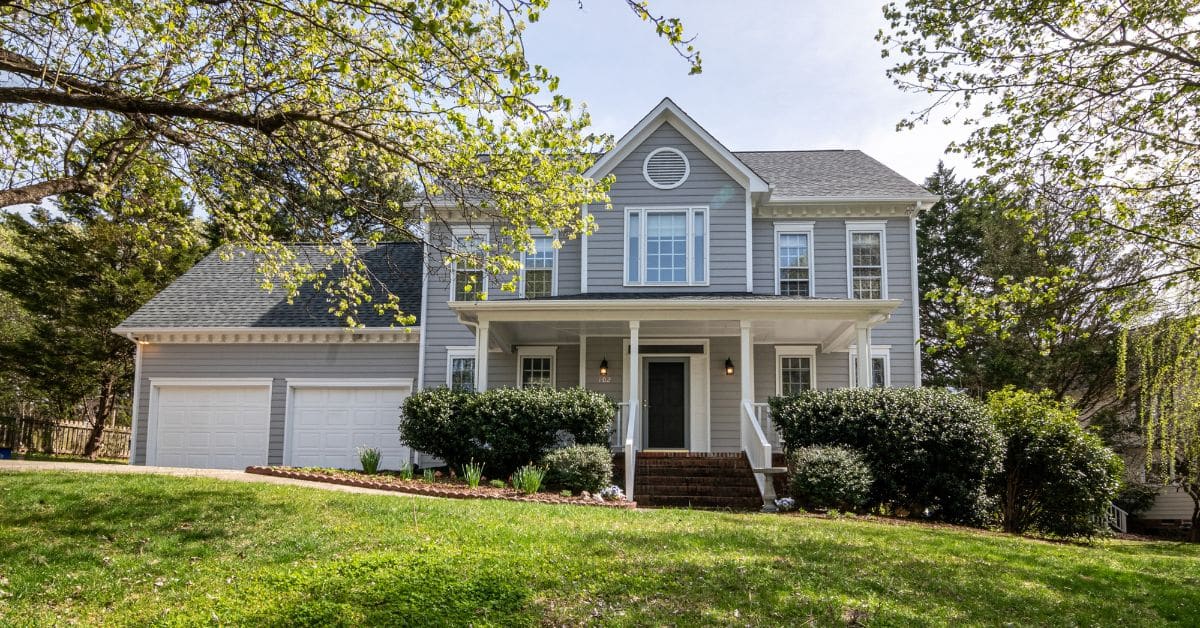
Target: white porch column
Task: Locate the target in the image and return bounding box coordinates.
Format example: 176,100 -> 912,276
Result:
628,322 -> 640,407
578,334 -> 588,388
739,321 -> 753,403
475,320 -> 490,391
855,323 -> 872,388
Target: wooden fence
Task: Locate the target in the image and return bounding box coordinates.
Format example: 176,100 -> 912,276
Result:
0,417 -> 130,460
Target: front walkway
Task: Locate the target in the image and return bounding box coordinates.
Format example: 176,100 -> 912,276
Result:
0,459 -> 428,498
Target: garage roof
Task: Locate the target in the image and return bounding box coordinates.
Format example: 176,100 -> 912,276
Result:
119,243 -> 423,328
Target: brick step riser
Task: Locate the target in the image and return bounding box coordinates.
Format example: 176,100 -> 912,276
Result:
637,497 -> 763,509
633,486 -> 761,498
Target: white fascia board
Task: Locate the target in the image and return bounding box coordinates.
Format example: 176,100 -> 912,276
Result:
585,98 -> 769,193
766,195 -> 940,205
449,298 -> 901,325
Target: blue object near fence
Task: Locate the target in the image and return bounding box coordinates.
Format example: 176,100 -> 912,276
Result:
0,448 -> 12,459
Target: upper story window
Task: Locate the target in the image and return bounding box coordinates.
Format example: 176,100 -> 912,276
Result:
625,207 -> 708,286
451,226 -> 487,302
775,222 -> 814,297
521,234 -> 556,298
642,147 -> 690,189
849,346 -> 890,388
846,221 -> 887,299
776,346 -> 817,395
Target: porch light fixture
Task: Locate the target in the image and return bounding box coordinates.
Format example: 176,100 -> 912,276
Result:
725,358 -> 735,376
599,357 -> 609,376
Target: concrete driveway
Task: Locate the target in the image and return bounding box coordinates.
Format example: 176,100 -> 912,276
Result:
0,459 -> 425,497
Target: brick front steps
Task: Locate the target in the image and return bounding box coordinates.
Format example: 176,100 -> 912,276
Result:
245,466 -> 635,509
612,452 -> 764,510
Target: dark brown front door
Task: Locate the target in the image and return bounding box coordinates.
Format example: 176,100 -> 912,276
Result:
646,361 -> 686,449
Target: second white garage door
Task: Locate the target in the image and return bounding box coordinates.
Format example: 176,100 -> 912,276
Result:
287,384 -> 411,470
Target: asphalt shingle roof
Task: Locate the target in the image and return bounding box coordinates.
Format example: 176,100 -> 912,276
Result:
732,150 -> 933,199
119,243 -> 423,328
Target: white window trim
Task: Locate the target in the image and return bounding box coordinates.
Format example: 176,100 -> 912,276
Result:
623,206 -> 710,287
848,345 -> 891,388
775,345 -> 818,395
445,346 -> 477,389
517,345 -> 558,388
774,221 -> 815,297
451,225 -> 489,302
845,220 -> 888,299
642,146 -> 691,190
519,232 -> 558,298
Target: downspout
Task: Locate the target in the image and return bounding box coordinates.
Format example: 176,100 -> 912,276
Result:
909,209 -> 922,387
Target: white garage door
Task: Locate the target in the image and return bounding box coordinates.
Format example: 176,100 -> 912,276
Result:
287,386 -> 410,470
153,385 -> 271,469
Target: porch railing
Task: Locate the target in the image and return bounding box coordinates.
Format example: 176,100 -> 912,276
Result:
752,402 -> 782,449
624,401 -> 640,501
611,402 -> 629,451
1108,503 -> 1129,534
741,399 -> 774,500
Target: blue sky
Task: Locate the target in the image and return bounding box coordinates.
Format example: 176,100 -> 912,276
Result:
523,0 -> 972,184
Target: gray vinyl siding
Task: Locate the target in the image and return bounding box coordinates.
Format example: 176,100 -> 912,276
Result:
1142,487 -> 1196,520
752,218 -> 851,298
709,337 -> 741,452
134,343 -> 419,465
585,122 -> 748,293
583,337 -> 624,402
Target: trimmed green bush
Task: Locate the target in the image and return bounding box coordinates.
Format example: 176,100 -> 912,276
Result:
770,388 -> 1002,525
541,445 -> 613,493
987,388 -> 1123,538
399,386 -> 615,476
788,446 -> 873,511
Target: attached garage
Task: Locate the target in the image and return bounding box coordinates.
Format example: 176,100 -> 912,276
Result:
284,379 -> 413,470
147,379 -> 273,469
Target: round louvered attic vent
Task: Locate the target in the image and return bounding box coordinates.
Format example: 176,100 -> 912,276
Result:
642,147 -> 690,189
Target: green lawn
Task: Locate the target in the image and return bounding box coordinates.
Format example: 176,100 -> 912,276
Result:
1,473 -> 1197,627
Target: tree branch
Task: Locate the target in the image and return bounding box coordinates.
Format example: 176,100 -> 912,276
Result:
0,177 -> 95,207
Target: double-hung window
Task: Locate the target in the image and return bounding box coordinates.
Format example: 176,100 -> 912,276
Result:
521,234 -> 556,298
625,207 -> 707,285
846,221 -> 886,299
451,226 -> 487,302
775,222 -> 814,297
849,347 -> 890,388
517,346 -> 557,388
776,346 -> 817,395
446,347 -> 477,391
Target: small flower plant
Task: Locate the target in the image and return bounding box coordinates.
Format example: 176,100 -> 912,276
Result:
774,497 -> 797,512
599,485 -> 625,501
357,446 -> 382,475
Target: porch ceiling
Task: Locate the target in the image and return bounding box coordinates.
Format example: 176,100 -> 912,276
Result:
449,297 -> 902,353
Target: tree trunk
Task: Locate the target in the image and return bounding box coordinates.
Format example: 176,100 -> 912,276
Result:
1185,483 -> 1200,544
83,377 -> 115,459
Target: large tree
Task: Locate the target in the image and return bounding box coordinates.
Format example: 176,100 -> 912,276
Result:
0,0 -> 699,324
918,164 -> 1148,412
882,0 -> 1200,537
0,165 -> 207,457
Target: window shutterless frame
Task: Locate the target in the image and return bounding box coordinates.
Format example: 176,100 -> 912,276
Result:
450,226 -> 489,302
516,345 -> 558,388
519,232 -> 558,298
848,345 -> 891,388
775,345 -> 818,394
845,220 -> 887,299
774,222 -> 815,297
445,346 -> 477,391
623,206 -> 710,286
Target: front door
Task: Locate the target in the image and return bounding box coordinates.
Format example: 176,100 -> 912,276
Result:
645,360 -> 687,449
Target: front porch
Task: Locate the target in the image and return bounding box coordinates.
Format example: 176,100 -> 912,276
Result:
449,295 -> 901,507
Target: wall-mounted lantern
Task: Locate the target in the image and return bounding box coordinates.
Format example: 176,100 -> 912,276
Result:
599,357 -> 609,376
725,357 -> 735,376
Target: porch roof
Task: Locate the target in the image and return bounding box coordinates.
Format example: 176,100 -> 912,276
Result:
448,295 -> 902,351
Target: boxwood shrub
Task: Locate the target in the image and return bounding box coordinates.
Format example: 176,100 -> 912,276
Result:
788,445 -> 873,511
400,387 -> 615,476
986,388 -> 1122,538
770,387 -> 1002,525
541,445 -> 613,493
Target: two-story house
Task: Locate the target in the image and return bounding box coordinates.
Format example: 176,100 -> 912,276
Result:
115,98 -> 937,507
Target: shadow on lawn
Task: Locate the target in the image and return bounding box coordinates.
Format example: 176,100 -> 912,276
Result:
568,513 -> 1200,625
0,472 -> 291,568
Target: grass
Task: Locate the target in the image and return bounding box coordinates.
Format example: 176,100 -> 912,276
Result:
13,452 -> 127,464
1,472 -> 1198,627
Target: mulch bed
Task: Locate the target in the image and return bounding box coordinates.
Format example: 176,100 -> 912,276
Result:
245,466 -> 636,509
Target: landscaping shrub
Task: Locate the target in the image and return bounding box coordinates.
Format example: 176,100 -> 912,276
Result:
1114,482 -> 1160,517
400,386 -> 615,476
787,446 -> 873,511
541,445 -> 613,493
987,388 -> 1123,538
770,387 -> 1002,525
357,446 -> 382,474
